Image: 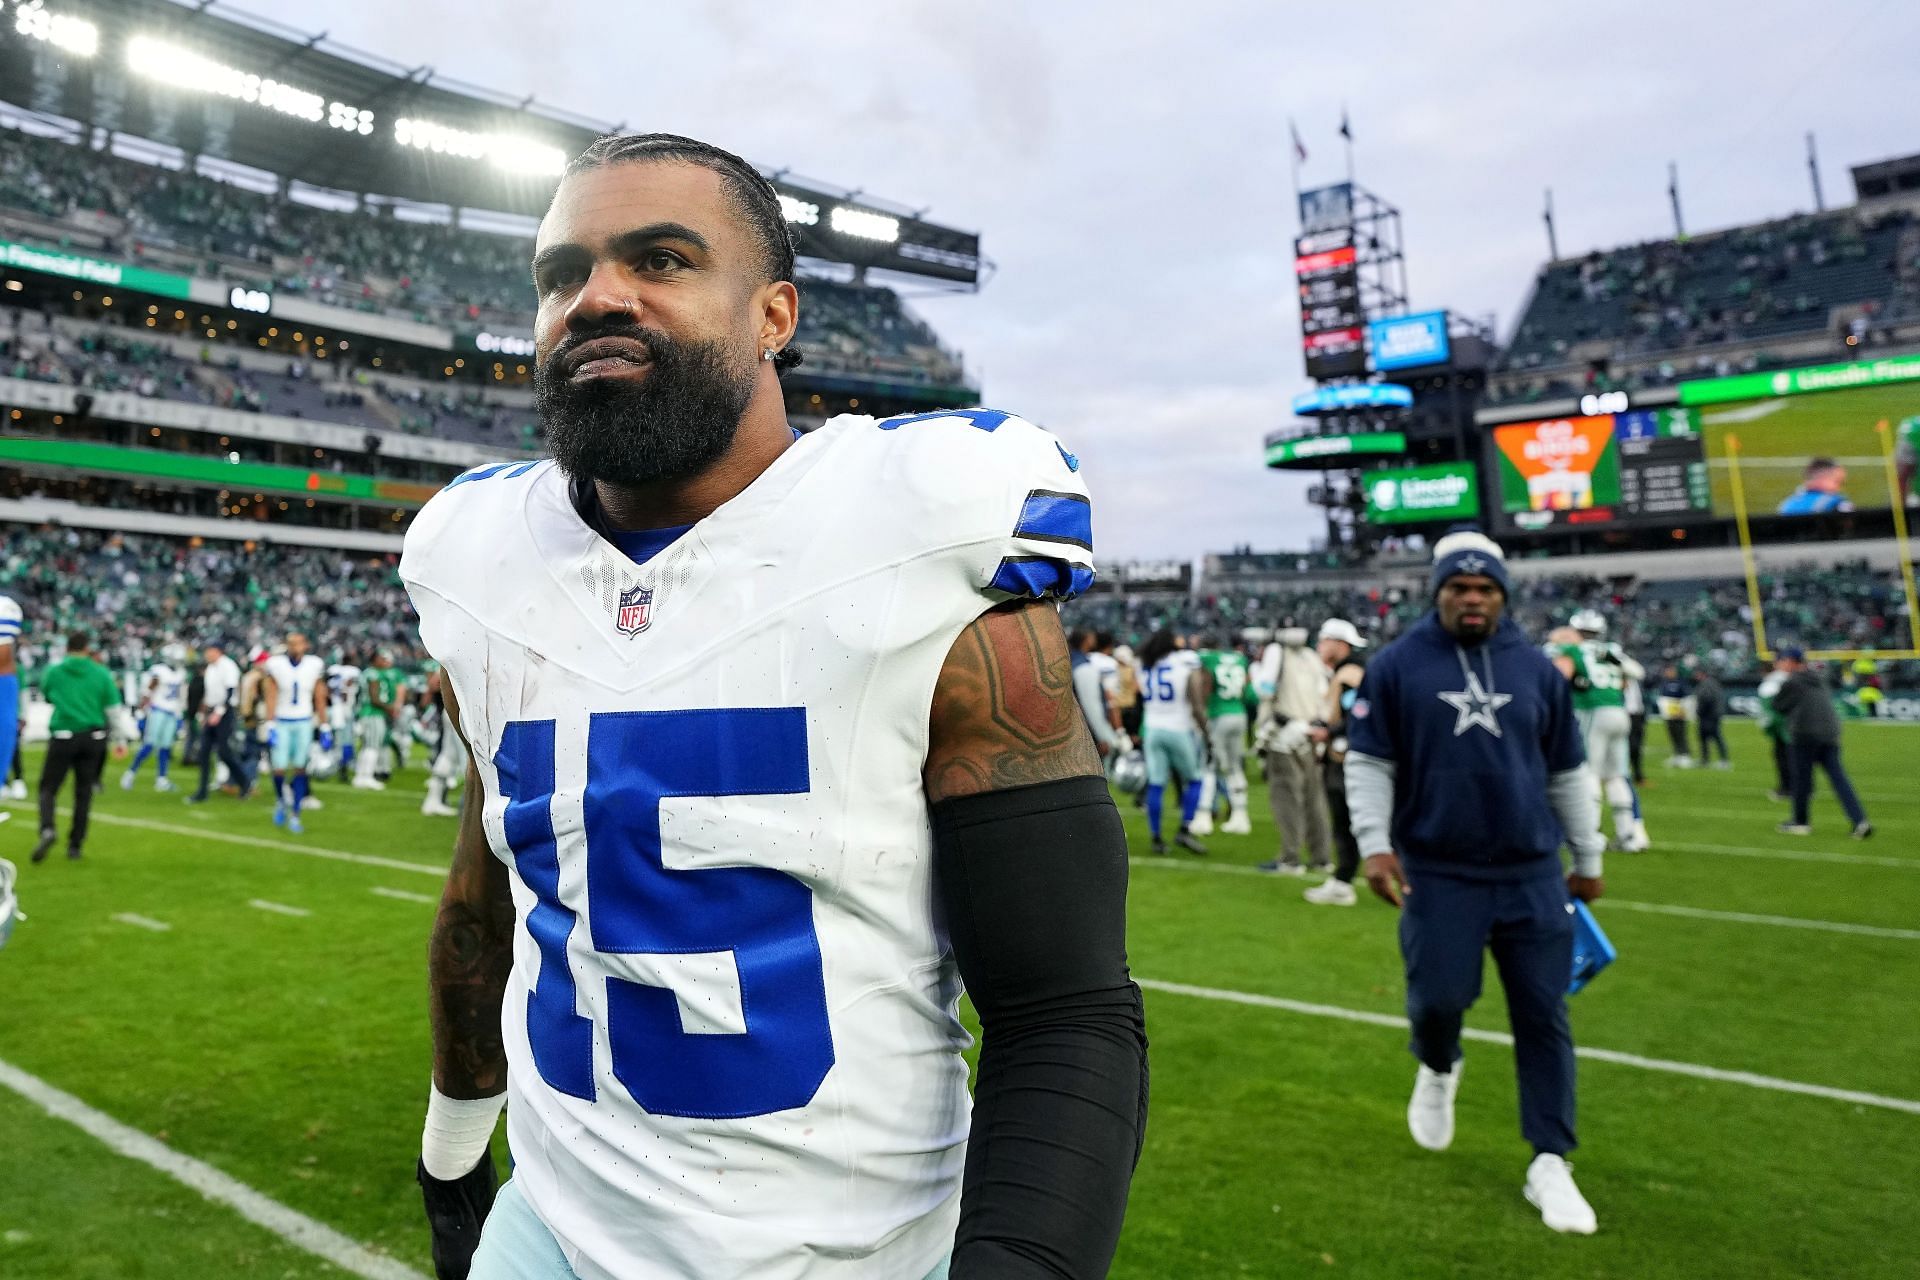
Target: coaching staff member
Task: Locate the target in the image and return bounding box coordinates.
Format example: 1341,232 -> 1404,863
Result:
31,631 -> 124,863
1344,529 -> 1607,1235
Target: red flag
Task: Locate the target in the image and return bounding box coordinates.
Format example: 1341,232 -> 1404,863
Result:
1290,119 -> 1308,164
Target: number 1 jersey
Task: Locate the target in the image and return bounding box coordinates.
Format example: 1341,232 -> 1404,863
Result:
399,410 -> 1093,1280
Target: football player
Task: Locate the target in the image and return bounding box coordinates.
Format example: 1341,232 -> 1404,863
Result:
354,651 -> 403,790
121,642 -> 189,792
1135,629 -> 1209,855
0,592 -> 19,813
1192,634 -> 1256,836
403,133 -> 1145,1280
419,666 -> 465,818
1551,611 -> 1648,851
260,632 -> 328,833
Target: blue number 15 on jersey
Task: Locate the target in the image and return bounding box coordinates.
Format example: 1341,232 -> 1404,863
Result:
495,707 -> 835,1120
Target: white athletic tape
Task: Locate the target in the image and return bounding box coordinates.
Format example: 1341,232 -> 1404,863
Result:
0,1057 -> 428,1279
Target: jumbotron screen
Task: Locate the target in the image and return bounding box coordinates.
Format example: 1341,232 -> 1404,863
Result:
1491,408 -> 1712,533
1296,228 -> 1365,381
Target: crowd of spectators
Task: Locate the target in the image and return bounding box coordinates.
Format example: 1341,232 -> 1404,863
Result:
1497,205 -> 1920,397
0,524 -> 425,677
0,129 -> 971,390
1062,562 -> 1916,685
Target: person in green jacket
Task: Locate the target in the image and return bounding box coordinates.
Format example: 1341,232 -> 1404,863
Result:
33,631 -> 125,863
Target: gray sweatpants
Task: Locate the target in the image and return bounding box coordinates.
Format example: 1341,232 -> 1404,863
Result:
1266,747 -> 1332,869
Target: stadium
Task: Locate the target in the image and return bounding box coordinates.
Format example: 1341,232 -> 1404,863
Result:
0,3 -> 1916,1279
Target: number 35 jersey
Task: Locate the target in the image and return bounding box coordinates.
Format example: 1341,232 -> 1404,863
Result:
400,410 -> 1093,1280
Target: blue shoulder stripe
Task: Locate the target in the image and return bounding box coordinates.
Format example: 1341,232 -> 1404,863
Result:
1013,489 -> 1092,550
987,556 -> 1097,602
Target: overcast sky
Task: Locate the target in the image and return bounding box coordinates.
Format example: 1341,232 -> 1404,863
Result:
312,0 -> 1920,559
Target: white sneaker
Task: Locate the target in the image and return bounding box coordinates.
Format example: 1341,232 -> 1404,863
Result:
1188,812 -> 1214,837
1524,1153 -> 1597,1234
120,770 -> 136,791
1221,811 -> 1252,835
1618,824 -> 1649,853
351,778 -> 386,791
154,777 -> 175,793
421,800 -> 458,817
6,780 -> 23,799
1407,1061 -> 1461,1151
1303,877 -> 1357,906
302,795 -> 324,810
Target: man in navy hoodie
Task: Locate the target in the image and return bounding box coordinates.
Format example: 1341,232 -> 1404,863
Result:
1345,529 -> 1607,1235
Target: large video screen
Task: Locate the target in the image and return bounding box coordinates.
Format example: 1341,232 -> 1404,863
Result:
1681,361 -> 1920,518
1491,408 -> 1711,533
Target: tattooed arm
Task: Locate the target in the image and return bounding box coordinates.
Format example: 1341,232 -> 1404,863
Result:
428,678 -> 513,1100
926,600 -> 1147,1280
924,599 -> 1106,802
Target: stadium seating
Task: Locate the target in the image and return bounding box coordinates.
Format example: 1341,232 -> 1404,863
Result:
0,129 -> 970,391
1492,205 -> 1920,405
0,524 -> 422,670
1063,563 -> 1916,684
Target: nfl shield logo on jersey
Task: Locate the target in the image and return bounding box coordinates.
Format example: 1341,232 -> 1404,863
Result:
616,584 -> 653,637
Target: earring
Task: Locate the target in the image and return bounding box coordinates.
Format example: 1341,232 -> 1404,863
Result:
762,347 -> 776,361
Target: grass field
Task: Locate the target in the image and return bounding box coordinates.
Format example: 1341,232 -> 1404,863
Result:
2,719 -> 1916,1279
1699,382 -> 1916,514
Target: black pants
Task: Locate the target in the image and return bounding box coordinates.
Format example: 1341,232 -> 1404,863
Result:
1697,717 -> 1728,763
194,713 -> 254,800
1627,712 -> 1647,782
1790,741 -> 1867,828
1664,716 -> 1692,758
38,731 -> 108,850
1401,866 -> 1577,1155
1771,736 -> 1792,794
1324,759 -> 1360,884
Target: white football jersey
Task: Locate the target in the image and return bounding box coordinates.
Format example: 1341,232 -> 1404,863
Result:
143,662 -> 187,715
1140,650 -> 1202,731
400,409 -> 1093,1280
0,593 -> 20,647
328,664 -> 362,721
264,654 -> 327,721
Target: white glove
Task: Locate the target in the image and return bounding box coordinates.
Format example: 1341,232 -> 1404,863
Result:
1272,719 -> 1311,755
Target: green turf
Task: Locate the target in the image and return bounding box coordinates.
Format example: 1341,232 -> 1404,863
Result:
1698,382 -> 1915,514
1,720 -> 1916,1278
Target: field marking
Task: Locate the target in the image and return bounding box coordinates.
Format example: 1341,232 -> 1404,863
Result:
1659,840 -> 1920,869
370,886 -> 437,905
248,899 -> 311,918
4,801 -> 447,878
1663,804 -> 1919,828
1135,979 -> 1920,1117
0,1057 -> 428,1280
111,913 -> 171,932
1128,856 -> 1916,936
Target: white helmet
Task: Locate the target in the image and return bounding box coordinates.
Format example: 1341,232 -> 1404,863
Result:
1569,609 -> 1606,637
161,642 -> 188,665
1111,749 -> 1148,795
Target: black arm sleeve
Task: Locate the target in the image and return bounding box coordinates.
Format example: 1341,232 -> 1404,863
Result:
931,774 -> 1148,1280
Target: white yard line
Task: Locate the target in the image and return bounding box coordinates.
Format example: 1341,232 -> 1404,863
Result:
110,913 -> 171,932
247,899 -> 312,918
4,801 -> 446,878
1129,856 -> 1919,935
0,1057 -> 427,1280
1135,979 -> 1920,1117
1658,840 -> 1919,869
370,886 -> 437,905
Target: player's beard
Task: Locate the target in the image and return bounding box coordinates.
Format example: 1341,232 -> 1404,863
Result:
535,324 -> 758,487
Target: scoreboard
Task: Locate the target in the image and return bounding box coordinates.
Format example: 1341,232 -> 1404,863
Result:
1296,227 -> 1365,380
1492,407 -> 1713,533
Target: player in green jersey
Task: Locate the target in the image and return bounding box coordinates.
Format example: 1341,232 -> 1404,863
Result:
1551,611 -> 1648,851
353,651 -> 404,790
1896,414 -> 1917,507
1191,637 -> 1258,836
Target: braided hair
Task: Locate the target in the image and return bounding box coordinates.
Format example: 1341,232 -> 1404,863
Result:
566,133 -> 804,373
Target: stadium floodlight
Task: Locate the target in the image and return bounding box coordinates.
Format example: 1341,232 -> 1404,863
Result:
829,206 -> 900,243
126,36 -> 357,128
328,101 -> 375,137
778,195 -> 820,227
394,117 -> 566,177
13,0 -> 96,56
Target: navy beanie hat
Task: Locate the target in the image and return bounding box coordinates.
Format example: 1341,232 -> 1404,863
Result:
1430,527 -> 1510,598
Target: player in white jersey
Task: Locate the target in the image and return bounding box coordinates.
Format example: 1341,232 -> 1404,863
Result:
419,667 -> 466,817
1135,629 -> 1209,856
0,594 -> 20,809
323,661 -> 362,780
404,134 -> 1144,1280
260,632 -> 328,834
122,643 -> 189,792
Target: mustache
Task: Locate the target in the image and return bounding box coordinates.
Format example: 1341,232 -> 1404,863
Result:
543,322 -> 674,375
